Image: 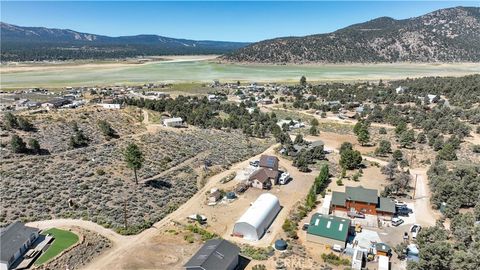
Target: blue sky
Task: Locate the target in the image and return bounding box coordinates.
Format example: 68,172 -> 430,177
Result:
2,1 -> 478,42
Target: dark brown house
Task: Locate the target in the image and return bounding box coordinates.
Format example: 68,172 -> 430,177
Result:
250,155 -> 280,189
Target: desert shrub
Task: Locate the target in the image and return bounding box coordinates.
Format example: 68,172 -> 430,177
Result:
185,225 -> 217,241
321,252 -> 350,266
10,135 -> 27,153
241,245 -> 274,260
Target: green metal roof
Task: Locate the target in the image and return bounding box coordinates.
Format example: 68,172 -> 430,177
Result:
332,191 -> 346,207
376,197 -> 396,213
345,186 -> 378,204
307,213 -> 351,242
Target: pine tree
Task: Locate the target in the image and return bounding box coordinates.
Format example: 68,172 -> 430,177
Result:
124,143 -> 144,184
10,135 -> 27,153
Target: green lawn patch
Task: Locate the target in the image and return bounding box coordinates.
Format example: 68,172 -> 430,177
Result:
35,228 -> 79,265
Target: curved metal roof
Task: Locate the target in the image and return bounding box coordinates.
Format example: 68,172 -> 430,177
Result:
236,193 -> 280,229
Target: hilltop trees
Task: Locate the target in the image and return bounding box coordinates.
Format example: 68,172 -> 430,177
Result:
300,76 -> 307,87
427,161 -> 480,218
98,120 -> 117,139
309,118 -> 319,135
5,112 -> 17,129
375,140 -> 392,156
28,138 -> 41,154
399,129 -> 415,148
409,213 -> 480,270
354,120 -> 370,146
437,143 -> 457,161
124,143 -> 144,185
10,135 -> 27,153
17,117 -> 34,131
4,112 -> 35,131
9,135 -> 42,155
339,142 -> 362,170
381,159 -> 398,181
69,122 -> 89,148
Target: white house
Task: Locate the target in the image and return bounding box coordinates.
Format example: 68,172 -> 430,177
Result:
163,117 -> 183,127
233,193 -> 281,241
207,94 -> 218,102
0,221 -> 39,270
395,86 -> 406,94
100,103 -> 121,109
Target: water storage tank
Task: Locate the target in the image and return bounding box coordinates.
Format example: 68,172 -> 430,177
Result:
226,192 -> 236,199
275,239 -> 288,251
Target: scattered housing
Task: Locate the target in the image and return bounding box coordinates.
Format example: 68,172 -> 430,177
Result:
41,98 -> 70,109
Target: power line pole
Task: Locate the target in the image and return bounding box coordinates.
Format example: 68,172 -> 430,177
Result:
412,174 -> 418,199
124,197 -> 128,230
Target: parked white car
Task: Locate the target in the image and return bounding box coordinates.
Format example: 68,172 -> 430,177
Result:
410,224 -> 422,238
392,217 -> 404,227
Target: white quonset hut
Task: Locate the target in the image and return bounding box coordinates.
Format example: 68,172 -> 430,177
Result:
233,193 -> 281,241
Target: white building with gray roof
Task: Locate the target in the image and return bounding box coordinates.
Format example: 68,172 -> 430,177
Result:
1,221 -> 39,270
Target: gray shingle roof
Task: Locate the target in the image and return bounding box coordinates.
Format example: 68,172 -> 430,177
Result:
332,191 -> 346,207
1,221 -> 39,262
345,186 -> 378,204
376,197 -> 396,213
184,239 -> 240,270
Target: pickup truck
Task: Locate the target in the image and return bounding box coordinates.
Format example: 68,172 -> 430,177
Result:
410,224 -> 422,238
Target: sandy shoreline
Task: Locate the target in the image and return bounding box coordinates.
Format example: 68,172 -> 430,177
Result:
0,55 -> 219,73
3,56 -> 479,74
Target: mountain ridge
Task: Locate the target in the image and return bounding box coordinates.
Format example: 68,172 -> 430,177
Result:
222,6 -> 480,63
0,22 -> 249,61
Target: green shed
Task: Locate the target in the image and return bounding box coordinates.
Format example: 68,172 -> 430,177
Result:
306,213 -> 351,248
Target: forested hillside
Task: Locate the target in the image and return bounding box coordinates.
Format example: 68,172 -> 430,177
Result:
0,22 -> 249,61
223,7 -> 480,63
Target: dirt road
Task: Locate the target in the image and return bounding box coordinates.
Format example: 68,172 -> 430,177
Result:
410,168 -> 439,226
82,144 -> 280,269
25,112 -> 440,269
27,219 -> 130,244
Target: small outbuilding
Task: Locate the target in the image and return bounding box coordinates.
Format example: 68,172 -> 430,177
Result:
184,239 -> 240,270
233,193 -> 281,241
375,243 -> 392,257
163,117 -> 183,127
306,213 -> 351,248
208,189 -> 222,203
